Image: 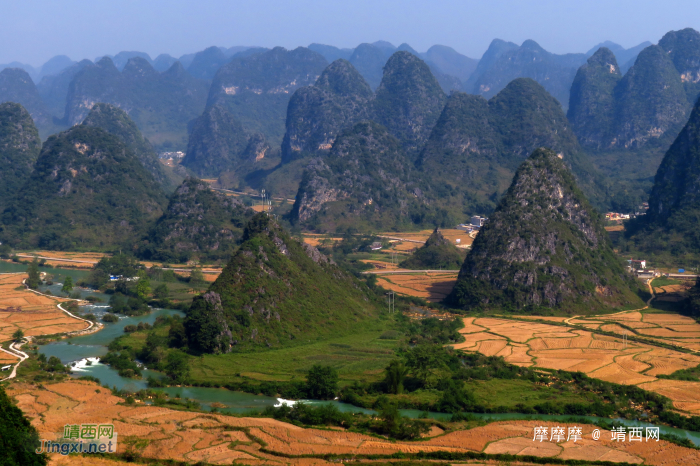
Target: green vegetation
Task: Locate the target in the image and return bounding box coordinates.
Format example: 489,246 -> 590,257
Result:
60,276 -> 73,294
0,102 -> 41,211
0,385 -> 47,465
0,125 -> 167,250
82,103 -> 181,191
26,258 -> 40,289
64,57 -> 209,151
447,148 -> 644,313
400,228 -> 465,270
292,121 -> 454,232
137,178 -> 254,263
208,47 -> 329,145
12,329 -> 24,342
282,59 -> 373,163
185,213 -> 383,353
372,51 -> 446,152
625,95 -> 700,260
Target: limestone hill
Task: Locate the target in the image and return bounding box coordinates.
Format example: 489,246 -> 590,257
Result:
184,213 -> 380,353
418,78 -> 604,216
446,148 -> 642,313
82,103 -> 182,191
0,103 -> 41,210
291,121 -> 449,232
0,125 -> 167,249
399,228 -> 466,270
138,178 -> 254,263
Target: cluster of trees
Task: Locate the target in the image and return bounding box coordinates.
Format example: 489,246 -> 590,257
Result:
0,386 -> 47,465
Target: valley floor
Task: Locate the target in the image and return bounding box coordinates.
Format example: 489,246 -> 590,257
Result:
9,379 -> 700,465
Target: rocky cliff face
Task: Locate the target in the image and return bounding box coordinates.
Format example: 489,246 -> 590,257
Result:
184,213 -> 379,353
64,57 -> 209,149
207,47 -> 328,144
373,52 -> 446,152
567,48 -> 622,150
446,148 -> 642,313
138,177 -> 253,262
0,68 -> 51,127
281,59 -> 373,163
0,125 -> 167,249
418,78 -> 603,215
291,121 -> 443,231
0,103 -> 41,209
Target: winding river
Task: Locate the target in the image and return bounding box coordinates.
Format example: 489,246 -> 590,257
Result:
4,261 -> 700,445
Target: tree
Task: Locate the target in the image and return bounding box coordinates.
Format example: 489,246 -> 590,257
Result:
136,277 -> 151,300
61,276 -> 74,294
384,360 -> 408,394
189,268 -> 205,287
26,258 -> 40,289
165,350 -> 190,384
154,284 -> 169,300
0,385 -> 48,465
12,329 -> 24,342
404,343 -> 445,386
168,320 -> 188,348
306,365 -> 338,400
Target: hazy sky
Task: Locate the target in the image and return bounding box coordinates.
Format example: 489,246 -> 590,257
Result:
2,0 -> 699,66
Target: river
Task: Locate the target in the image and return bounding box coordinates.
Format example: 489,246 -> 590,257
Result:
6,260 -> 698,445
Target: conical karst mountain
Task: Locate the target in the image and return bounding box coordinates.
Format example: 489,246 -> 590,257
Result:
207,47 -> 328,144
628,98 -> 700,255
291,121 -> 446,232
446,148 -> 642,313
611,45 -> 689,149
372,51 -> 446,152
567,48 -> 622,150
82,103 -> 181,191
348,43 -> 390,90
418,78 -> 604,216
0,103 -> 41,210
138,178 -> 254,263
399,228 -> 465,270
0,68 -> 51,127
37,59 -> 92,117
181,104 -> 271,179
0,125 -> 167,249
281,59 -> 373,163
184,213 -> 380,353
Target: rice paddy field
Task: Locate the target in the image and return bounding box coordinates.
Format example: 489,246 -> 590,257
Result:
9,379 -> 699,465
0,274 -> 88,343
455,314 -> 700,415
374,272 -> 459,302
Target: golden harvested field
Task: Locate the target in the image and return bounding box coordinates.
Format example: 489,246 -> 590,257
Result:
0,274 -> 88,342
10,379 -> 698,465
380,228 -> 474,247
455,316 -> 700,414
375,272 -> 458,302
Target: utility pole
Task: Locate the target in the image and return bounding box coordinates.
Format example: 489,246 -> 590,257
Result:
386,291 -> 395,313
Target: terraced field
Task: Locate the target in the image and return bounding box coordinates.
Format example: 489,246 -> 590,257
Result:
0,274 -> 88,343
10,379 -> 699,465
455,316 -> 700,414
375,272 -> 459,302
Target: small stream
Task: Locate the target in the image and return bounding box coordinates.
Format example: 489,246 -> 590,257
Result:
6,260 -> 698,445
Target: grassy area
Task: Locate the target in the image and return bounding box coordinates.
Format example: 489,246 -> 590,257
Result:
469,379 -> 593,409
115,313 -> 404,387
193,320 -> 402,386
652,277 -> 683,288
